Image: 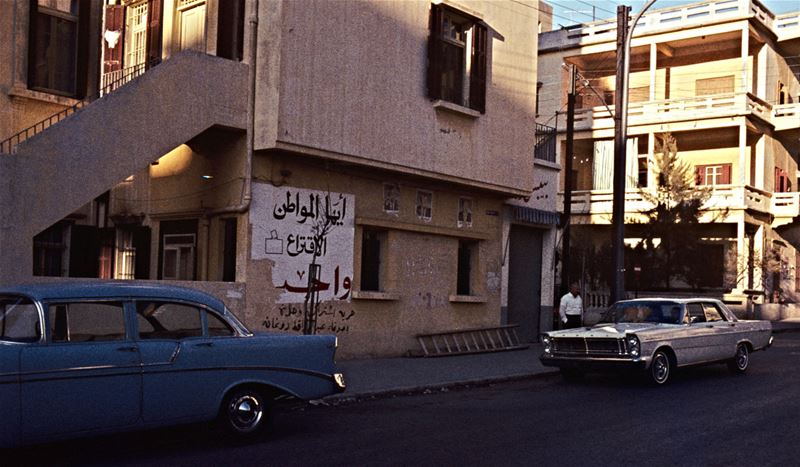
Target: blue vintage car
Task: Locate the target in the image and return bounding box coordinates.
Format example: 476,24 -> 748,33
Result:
0,282 -> 345,447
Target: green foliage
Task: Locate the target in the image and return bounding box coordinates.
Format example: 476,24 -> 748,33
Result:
638,133 -> 712,290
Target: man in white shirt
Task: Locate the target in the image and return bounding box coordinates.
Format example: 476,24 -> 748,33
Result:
558,282 -> 583,329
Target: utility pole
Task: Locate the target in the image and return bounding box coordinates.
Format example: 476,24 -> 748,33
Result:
611,5 -> 629,304
561,64 -> 577,295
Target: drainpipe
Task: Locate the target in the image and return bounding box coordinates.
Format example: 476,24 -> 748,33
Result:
203,0 -> 258,279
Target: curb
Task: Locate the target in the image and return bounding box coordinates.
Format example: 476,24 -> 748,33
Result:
320,370 -> 560,405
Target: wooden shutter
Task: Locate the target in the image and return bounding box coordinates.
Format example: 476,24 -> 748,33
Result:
146,0 -> 163,66
469,22 -> 487,113
103,5 -> 126,74
775,167 -> 782,192
721,164 -> 731,185
695,165 -> 705,185
427,4 -> 444,100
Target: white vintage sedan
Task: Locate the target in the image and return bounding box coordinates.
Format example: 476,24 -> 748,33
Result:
540,298 -> 773,385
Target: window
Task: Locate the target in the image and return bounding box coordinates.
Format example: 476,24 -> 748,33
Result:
416,190 -> 433,221
217,0 -> 244,60
360,230 -> 383,292
637,155 -> 648,187
775,167 -> 792,193
177,0 -> 207,52
456,240 -> 477,295
701,303 -> 725,322
28,0 -> 87,97
427,4 -> 487,112
383,183 -> 400,214
159,220 -> 198,280
222,218 -> 237,282
124,2 -> 149,68
686,303 -> 705,323
49,302 -> 126,343
695,75 -> 735,96
0,296 -> 40,343
695,164 -> 731,186
458,197 -> 473,228
33,223 -> 67,277
115,229 -> 136,280
136,301 -> 202,339
207,311 -> 234,337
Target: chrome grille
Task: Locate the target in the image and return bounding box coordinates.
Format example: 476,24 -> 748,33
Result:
552,337 -> 628,356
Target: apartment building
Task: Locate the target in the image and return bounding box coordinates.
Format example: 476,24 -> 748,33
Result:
538,0 -> 800,307
0,0 -> 540,357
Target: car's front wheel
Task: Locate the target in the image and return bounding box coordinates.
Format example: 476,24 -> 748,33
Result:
220,387 -> 270,436
648,350 -> 671,385
727,343 -> 750,374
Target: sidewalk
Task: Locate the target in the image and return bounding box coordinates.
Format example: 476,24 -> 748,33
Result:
326,319 -> 800,402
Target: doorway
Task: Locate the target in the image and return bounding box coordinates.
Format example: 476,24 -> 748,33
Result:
507,226 -> 543,343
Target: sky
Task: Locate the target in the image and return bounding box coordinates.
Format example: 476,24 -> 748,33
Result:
547,0 -> 800,28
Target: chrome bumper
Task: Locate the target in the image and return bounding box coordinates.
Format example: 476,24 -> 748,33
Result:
540,353 -> 648,371
333,372 -> 346,392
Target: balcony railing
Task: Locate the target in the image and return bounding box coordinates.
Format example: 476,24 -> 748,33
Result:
534,123 -> 557,163
0,59 -> 161,155
562,92 -> 776,132
558,185 -> 777,218
565,0 -> 776,45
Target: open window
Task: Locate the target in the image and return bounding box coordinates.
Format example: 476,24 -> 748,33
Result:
427,3 -> 488,113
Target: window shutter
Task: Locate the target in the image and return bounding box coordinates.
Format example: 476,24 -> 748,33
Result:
427,4 -> 444,100
695,165 -> 705,185
469,22 -> 488,113
775,167 -> 782,192
103,5 -> 126,74
721,164 -> 731,185
146,0 -> 163,67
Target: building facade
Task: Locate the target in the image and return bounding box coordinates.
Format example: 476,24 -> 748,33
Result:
538,0 -> 800,309
0,0 -> 541,358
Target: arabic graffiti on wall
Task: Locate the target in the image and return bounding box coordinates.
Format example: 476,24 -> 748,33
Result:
262,303 -> 356,334
251,183 -> 355,303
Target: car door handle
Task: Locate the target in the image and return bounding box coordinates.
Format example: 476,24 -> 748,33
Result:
705,325 -> 714,329
116,346 -> 138,352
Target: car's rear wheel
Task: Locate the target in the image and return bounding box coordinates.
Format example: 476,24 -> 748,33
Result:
648,350 -> 671,385
220,387 -> 270,436
727,343 -> 750,374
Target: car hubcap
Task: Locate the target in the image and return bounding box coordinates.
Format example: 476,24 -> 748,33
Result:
653,354 -> 669,383
229,394 -> 263,432
737,346 -> 749,370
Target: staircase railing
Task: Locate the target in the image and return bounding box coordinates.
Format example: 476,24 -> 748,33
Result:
0,59 -> 161,155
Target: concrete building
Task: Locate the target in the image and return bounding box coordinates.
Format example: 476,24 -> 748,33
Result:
538,0 -> 800,310
0,0 -> 542,358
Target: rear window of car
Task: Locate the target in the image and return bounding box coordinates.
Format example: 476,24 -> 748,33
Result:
0,296 -> 40,343
136,301 -> 203,340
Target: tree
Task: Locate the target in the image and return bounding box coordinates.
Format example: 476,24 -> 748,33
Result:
301,197 -> 337,335
638,133 -> 712,289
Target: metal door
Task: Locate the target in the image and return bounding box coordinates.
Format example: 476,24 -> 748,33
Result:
507,226 -> 543,342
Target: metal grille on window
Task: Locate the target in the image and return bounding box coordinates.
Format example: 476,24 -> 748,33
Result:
115,230 -> 136,280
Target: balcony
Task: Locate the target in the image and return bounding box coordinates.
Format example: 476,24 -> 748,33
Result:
544,0 -> 777,49
558,185 -> 774,220
772,192 -> 800,227
560,92 -> 775,133
773,104 -> 800,132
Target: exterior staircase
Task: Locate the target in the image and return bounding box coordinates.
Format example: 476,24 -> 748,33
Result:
0,51 -> 249,282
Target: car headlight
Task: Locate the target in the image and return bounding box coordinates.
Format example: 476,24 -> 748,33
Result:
627,335 -> 640,357
542,334 -> 552,354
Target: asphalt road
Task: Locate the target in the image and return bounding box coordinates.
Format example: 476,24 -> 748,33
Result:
11,334 -> 800,467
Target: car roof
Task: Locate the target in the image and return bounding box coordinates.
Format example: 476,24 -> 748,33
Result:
615,298 -> 722,304
0,281 -> 226,310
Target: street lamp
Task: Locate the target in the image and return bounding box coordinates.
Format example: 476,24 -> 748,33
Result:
611,0 -> 656,303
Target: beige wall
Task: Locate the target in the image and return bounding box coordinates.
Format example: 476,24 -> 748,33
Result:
239,152 -> 506,358
256,0 -> 539,196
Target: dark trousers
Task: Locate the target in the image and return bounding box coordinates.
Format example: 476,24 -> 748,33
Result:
565,314 -> 582,329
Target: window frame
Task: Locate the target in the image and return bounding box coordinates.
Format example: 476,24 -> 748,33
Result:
45,299 -> 129,344
456,239 -> 478,296
695,163 -> 731,186
359,229 -> 385,292
132,298 -> 236,340
416,190 -> 433,222
0,295 -> 43,344
27,0 -> 90,99
427,3 -> 488,113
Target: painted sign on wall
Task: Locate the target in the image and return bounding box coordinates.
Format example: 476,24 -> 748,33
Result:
251,183 -> 355,303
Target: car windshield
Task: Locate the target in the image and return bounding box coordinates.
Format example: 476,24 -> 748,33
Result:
600,301 -> 682,324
